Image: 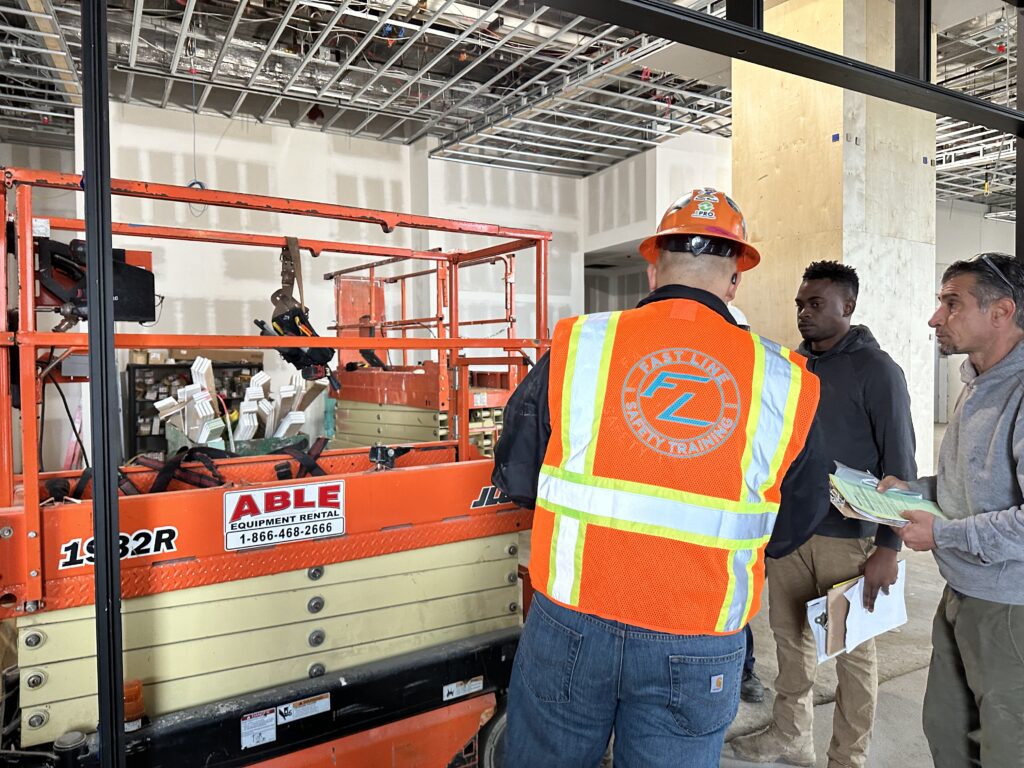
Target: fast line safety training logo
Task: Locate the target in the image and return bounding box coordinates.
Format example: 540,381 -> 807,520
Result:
621,348 -> 740,458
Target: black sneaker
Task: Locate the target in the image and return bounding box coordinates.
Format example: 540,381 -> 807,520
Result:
740,670 -> 766,703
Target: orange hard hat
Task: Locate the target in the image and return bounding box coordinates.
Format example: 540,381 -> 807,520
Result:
639,188 -> 760,271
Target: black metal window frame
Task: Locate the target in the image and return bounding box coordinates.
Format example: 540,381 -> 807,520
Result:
78,2 -> 1023,767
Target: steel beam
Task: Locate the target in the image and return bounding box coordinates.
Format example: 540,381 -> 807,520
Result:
161,0 -> 197,108
346,0 -> 458,105
895,0 -> 932,81
195,0 -> 249,113
351,0 -> 510,138
230,0 -> 301,118
81,1 -> 126,765
542,0 -> 1024,137
405,5 -> 549,118
259,0 -> 353,122
123,0 -> 144,101
315,0 -> 407,100
405,14 -> 586,144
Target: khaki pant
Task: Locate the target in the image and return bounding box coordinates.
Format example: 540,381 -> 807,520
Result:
766,535 -> 878,768
923,586 -> 1024,768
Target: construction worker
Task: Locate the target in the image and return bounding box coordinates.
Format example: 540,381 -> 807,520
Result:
879,252 -> 1024,767
493,189 -> 824,768
732,261 -> 916,768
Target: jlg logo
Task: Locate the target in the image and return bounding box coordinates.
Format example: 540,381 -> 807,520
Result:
471,485 -> 511,509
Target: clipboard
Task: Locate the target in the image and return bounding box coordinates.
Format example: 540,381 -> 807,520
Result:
825,579 -> 858,656
808,563 -> 909,660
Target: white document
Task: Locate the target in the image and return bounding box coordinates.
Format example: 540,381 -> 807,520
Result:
842,560 -> 908,652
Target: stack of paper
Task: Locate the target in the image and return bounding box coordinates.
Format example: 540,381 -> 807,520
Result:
829,463 -> 945,528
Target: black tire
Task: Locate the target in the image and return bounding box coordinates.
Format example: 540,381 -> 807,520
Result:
479,698 -> 507,768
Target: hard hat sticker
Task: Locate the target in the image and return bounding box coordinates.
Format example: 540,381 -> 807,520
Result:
621,348 -> 740,458
692,209 -> 716,219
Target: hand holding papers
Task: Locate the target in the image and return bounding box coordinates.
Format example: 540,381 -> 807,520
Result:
805,561 -> 909,662
829,463 -> 945,528
842,561 -> 908,651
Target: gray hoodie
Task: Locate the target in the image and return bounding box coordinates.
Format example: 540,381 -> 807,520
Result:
910,340 -> 1024,604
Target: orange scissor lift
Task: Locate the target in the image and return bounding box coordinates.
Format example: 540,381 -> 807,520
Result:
0,166 -> 549,767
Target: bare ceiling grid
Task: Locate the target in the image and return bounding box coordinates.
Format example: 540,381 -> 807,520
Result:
935,7 -> 1018,213
0,0 -> 1017,206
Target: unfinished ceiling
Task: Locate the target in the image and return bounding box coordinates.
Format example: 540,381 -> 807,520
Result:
1,0 -> 731,177
934,6 -> 1018,213
0,0 -> 1018,205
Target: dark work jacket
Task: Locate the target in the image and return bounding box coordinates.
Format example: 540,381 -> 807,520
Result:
492,284 -> 830,560
799,326 -> 917,551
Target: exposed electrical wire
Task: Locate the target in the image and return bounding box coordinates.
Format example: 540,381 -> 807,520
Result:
47,373 -> 89,470
38,351 -> 50,472
187,28 -> 207,218
139,294 -> 166,327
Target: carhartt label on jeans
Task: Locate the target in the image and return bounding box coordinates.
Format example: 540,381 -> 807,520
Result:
710,674 -> 724,693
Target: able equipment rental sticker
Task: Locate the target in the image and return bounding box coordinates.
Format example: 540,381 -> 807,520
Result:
223,480 -> 345,551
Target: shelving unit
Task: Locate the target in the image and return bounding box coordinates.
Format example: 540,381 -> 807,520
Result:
123,361 -> 263,459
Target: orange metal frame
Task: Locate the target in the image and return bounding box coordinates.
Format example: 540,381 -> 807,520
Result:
0,166 -> 549,618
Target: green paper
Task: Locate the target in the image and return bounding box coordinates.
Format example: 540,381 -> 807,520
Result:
830,474 -> 946,523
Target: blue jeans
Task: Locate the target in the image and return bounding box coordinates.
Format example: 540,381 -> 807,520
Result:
743,624 -> 755,675
506,593 -> 745,768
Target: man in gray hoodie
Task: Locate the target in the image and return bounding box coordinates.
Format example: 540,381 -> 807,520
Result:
880,252 -> 1024,768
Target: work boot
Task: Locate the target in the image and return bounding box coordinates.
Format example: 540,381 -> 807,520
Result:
740,670 -> 766,704
730,724 -> 816,766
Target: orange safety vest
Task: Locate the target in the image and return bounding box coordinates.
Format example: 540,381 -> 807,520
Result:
531,298 -> 820,635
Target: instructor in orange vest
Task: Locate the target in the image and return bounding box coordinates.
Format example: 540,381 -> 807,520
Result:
493,189 -> 826,768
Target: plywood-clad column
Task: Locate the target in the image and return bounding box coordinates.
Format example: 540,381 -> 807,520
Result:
733,0 -> 935,470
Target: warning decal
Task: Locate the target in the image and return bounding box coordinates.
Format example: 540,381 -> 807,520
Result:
241,707 -> 277,750
224,480 -> 345,551
276,692 -> 331,725
442,675 -> 484,702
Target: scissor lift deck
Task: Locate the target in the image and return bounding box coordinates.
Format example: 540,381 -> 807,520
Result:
0,166 -> 550,766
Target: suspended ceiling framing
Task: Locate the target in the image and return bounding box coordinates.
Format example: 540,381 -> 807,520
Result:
934,7 -> 1018,213
0,0 -> 1018,205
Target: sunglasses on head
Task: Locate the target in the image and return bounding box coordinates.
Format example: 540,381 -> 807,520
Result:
971,253 -> 1016,294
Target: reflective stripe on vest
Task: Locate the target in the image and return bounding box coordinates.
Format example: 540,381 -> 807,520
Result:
718,335 -> 806,632
560,311 -> 621,475
545,312 -> 806,633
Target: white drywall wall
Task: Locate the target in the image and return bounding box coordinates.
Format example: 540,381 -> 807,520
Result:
71,104 -> 584,441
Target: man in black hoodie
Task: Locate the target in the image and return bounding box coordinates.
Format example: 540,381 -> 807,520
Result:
732,261 -> 916,768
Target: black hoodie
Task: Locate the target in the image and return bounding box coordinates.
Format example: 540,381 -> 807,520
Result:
799,325 -> 917,550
